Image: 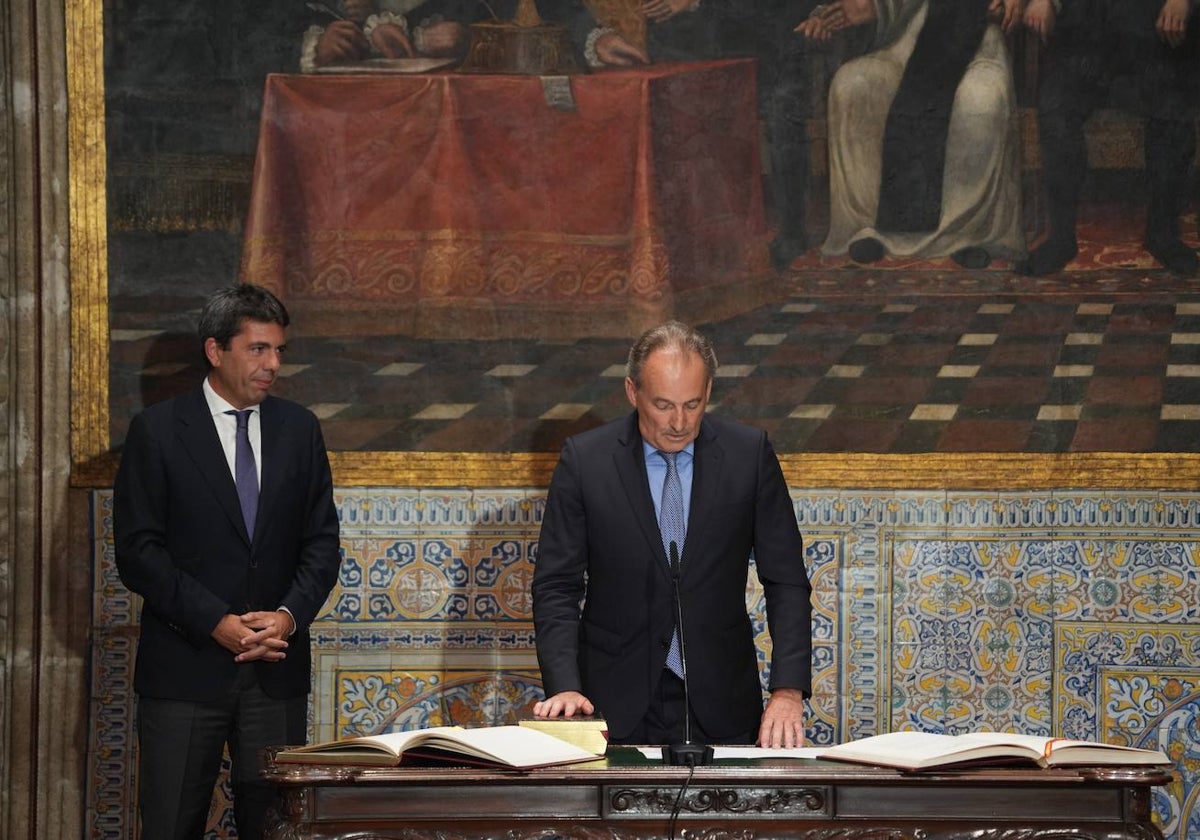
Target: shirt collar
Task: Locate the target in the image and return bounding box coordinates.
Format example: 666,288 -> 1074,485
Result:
202,376 -> 257,418
641,438 -> 695,465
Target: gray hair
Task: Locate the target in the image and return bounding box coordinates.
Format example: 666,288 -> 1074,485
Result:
626,321 -> 718,387
197,284 -> 290,355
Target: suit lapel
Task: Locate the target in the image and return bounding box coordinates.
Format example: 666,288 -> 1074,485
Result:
176,387 -> 251,545
613,413 -> 670,571
681,418 -> 721,573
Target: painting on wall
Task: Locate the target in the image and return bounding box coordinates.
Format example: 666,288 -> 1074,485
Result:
69,0 -> 1200,488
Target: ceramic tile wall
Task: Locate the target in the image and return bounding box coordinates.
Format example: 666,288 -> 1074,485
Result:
88,488 -> 1200,839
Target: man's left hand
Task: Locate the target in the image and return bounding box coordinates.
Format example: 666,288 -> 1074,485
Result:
757,688 -> 806,748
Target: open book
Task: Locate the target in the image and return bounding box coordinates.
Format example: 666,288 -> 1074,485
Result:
820,731 -> 1171,771
274,725 -> 601,769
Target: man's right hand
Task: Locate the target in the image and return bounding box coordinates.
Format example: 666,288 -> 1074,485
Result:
315,20 -> 370,67
532,691 -> 595,718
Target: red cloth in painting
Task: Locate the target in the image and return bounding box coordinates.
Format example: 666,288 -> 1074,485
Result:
240,61 -> 769,336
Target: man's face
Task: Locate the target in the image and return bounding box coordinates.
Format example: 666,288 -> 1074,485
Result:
625,347 -> 712,453
205,319 -> 286,409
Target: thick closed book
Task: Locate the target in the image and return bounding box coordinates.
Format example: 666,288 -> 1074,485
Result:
820,731 -> 1171,771
517,717 -> 609,756
275,725 -> 601,769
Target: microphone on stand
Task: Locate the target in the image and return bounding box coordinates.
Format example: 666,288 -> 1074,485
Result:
663,540 -> 714,767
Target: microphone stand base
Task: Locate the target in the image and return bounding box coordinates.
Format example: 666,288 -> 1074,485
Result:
662,743 -> 715,767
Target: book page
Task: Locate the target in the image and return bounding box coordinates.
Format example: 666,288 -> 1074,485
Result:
355,726 -> 466,756
822,731 -> 1044,768
278,725 -> 602,768
418,726 -> 600,768
713,746 -> 825,760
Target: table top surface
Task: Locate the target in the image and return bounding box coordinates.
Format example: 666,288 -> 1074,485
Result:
262,746 -> 1174,788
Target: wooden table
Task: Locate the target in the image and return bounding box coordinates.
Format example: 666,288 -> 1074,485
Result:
261,747 -> 1170,839
238,62 -> 773,340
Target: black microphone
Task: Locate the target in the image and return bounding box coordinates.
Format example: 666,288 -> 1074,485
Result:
663,540 -> 714,767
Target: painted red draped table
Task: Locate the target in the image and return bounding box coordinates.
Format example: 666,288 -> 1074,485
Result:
238,60 -> 772,339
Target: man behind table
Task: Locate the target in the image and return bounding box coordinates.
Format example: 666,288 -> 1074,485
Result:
532,320 -> 812,748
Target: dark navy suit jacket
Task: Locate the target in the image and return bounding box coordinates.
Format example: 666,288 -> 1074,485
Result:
532,412 -> 812,741
114,387 -> 340,701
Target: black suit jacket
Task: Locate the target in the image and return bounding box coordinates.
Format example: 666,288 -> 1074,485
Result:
114,387 -> 341,702
532,412 -> 812,741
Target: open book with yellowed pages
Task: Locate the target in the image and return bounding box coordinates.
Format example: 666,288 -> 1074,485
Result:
819,731 -> 1171,771
275,725 -> 601,769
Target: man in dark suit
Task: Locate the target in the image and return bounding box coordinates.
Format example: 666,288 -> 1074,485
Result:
531,321 -> 811,747
114,284 -> 341,840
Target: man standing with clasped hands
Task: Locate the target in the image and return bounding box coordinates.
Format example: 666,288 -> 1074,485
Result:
532,321 -> 812,748
114,284 -> 341,840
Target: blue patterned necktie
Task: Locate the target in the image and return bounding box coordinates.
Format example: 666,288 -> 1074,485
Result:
227,409 -> 259,538
658,450 -> 685,678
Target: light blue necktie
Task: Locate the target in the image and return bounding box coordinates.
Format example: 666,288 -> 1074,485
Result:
658,450 -> 685,678
227,409 -> 258,538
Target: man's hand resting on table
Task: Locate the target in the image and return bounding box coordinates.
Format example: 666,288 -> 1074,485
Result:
757,688 -> 806,748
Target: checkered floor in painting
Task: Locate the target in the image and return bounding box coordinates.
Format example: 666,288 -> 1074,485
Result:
104,182 -> 1200,454
110,261 -> 1200,454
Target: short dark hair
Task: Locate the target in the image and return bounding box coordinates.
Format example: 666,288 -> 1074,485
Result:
198,284 -> 290,354
626,321 -> 718,387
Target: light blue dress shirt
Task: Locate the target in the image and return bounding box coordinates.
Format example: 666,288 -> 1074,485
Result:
642,440 -> 695,537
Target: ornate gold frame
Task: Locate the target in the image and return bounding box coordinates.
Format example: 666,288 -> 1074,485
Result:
66,0 -> 1200,490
